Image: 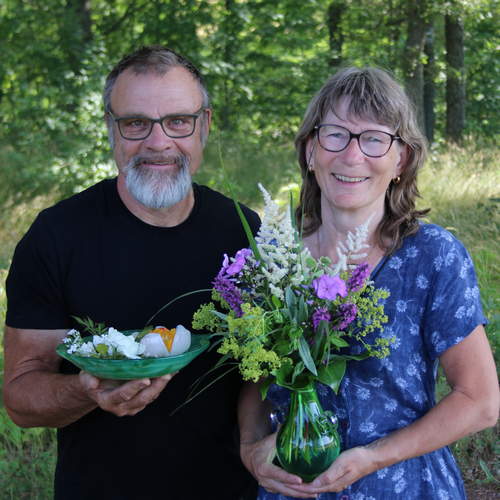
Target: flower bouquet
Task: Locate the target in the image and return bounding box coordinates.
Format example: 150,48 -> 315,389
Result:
192,185 -> 393,481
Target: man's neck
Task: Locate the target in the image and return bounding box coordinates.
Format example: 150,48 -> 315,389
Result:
116,175 -> 195,228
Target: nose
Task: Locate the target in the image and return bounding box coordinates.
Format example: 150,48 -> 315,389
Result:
143,122 -> 174,151
339,136 -> 365,164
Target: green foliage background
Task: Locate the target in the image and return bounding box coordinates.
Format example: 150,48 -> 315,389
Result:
0,0 -> 498,497
0,0 -> 498,207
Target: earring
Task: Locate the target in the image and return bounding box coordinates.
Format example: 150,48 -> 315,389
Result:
393,176 -> 401,184
308,162 -> 314,172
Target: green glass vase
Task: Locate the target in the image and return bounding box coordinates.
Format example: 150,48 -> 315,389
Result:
276,383 -> 341,482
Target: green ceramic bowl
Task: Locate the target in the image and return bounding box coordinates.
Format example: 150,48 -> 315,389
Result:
56,333 -> 210,380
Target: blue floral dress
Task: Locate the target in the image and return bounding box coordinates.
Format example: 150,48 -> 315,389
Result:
260,224 -> 486,500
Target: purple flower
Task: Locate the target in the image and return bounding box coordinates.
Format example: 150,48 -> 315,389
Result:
312,275 -> 347,300
348,262 -> 371,291
312,307 -> 331,330
213,275 -> 243,317
337,303 -> 357,330
225,248 -> 252,276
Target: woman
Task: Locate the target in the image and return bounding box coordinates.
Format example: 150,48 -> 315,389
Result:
238,67 -> 499,499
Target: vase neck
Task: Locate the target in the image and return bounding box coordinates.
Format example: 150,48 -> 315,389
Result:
290,383 -> 321,413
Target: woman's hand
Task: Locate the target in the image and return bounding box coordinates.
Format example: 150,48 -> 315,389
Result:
241,434 -> 320,498
293,446 -> 378,495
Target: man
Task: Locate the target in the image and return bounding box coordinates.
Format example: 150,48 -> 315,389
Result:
4,46 -> 259,500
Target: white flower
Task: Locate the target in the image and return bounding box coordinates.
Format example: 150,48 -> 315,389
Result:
65,327 -> 145,359
101,327 -> 144,359
76,342 -> 97,356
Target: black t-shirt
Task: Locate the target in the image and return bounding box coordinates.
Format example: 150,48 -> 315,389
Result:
6,178 -> 260,500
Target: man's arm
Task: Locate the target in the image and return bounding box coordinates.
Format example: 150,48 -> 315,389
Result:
3,326 -> 175,428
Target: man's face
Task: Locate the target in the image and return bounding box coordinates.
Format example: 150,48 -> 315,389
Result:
108,66 -> 211,209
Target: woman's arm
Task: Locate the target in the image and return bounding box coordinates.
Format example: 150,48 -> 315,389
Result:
290,325 -> 499,494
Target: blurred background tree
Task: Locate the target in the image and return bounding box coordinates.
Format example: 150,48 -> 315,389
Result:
0,0 -> 497,205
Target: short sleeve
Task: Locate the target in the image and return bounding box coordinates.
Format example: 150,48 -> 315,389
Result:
420,226 -> 486,359
6,211 -> 70,329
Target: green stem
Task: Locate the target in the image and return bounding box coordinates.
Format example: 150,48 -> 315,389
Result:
145,288 -> 212,326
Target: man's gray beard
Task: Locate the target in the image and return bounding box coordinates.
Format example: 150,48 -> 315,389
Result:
123,154 -> 192,209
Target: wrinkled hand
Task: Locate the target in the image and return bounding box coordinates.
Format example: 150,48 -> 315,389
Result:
288,446 -> 378,496
240,434 -> 318,498
79,371 -> 176,417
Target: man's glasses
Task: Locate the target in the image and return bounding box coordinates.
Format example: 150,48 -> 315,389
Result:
108,107 -> 205,141
315,124 -> 402,158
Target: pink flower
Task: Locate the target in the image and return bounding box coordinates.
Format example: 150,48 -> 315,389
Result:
312,274 -> 347,300
225,248 -> 252,276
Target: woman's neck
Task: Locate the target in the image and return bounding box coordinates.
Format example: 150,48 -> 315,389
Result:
304,204 -> 386,269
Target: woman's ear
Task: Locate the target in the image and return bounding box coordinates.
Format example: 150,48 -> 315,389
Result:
395,143 -> 410,176
306,138 -> 316,170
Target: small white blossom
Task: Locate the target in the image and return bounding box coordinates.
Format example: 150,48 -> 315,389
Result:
64,327 -> 145,359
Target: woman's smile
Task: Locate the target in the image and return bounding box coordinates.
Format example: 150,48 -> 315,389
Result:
332,173 -> 368,183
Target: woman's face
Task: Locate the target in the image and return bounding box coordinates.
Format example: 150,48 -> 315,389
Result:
307,97 -> 407,220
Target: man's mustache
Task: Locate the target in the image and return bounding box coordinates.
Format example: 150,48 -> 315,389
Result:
129,155 -> 186,168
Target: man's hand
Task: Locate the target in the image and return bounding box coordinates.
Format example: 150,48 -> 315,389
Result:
79,371 -> 176,417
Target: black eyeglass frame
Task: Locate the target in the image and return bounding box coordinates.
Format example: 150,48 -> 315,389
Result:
107,107 -> 206,141
314,124 -> 402,158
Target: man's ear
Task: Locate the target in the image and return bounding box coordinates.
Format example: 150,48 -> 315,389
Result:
200,108 -> 212,146
204,108 -> 212,129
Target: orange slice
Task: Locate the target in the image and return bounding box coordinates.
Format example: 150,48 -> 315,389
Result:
151,327 -> 176,353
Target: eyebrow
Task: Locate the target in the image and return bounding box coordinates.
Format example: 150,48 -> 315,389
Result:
118,110 -> 200,118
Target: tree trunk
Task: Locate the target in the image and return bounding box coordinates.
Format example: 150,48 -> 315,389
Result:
220,0 -> 237,131
423,25 -> 436,143
63,0 -> 93,75
327,1 -> 346,68
445,13 -> 465,143
402,0 -> 429,131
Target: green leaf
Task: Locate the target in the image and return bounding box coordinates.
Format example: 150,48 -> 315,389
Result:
276,361 -> 294,387
478,459 -> 498,483
72,316 -> 107,336
285,286 -> 296,313
330,336 -> 350,348
317,360 -> 346,394
297,294 -> 308,323
271,295 -> 282,308
220,155 -> 262,262
330,353 -> 370,362
291,361 -> 304,383
95,344 -> 108,356
298,335 -> 317,376
259,376 -> 275,400
275,339 -> 293,356
212,310 -> 229,321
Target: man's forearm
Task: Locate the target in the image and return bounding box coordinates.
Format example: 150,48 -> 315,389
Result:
5,371 -> 97,428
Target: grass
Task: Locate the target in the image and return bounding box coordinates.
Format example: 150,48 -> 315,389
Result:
0,139 -> 498,497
